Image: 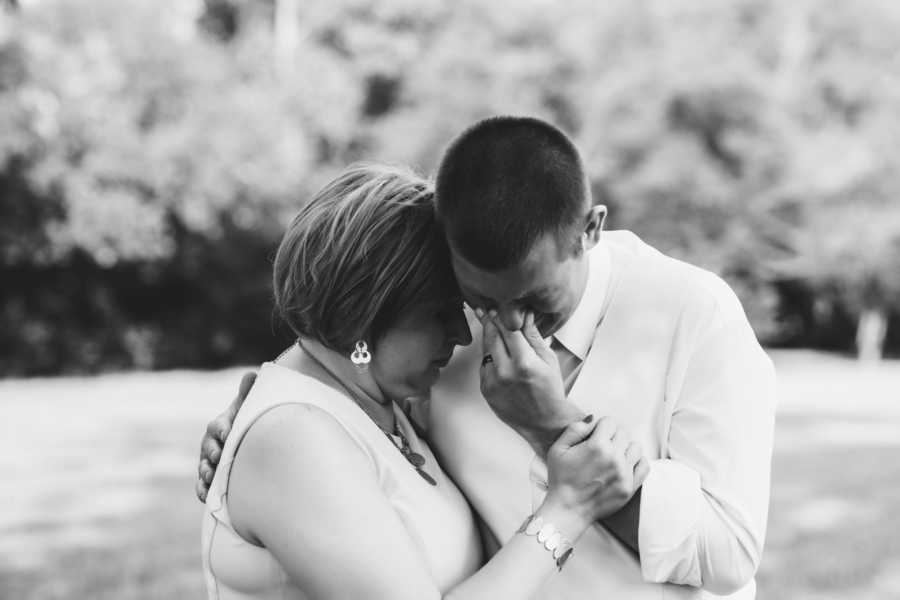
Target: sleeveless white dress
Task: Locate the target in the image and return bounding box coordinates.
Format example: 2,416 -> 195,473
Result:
201,361 -> 483,599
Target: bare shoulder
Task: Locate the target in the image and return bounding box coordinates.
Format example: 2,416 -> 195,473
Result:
228,402 -> 373,543
237,402 -> 368,473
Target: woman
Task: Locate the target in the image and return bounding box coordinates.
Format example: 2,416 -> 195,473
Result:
201,163 -> 627,599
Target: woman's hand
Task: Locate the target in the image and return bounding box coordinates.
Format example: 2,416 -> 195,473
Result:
540,416 -> 649,539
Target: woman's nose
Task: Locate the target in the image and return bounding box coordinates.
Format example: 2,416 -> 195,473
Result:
449,309 -> 473,346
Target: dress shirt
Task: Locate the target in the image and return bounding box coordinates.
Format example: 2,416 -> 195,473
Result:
550,339 -> 581,395
425,230 -> 776,599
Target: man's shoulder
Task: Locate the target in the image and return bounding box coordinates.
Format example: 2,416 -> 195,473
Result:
605,230 -> 746,326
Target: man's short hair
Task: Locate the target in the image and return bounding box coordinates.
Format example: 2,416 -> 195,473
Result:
435,116 -> 589,270
273,163 -> 455,352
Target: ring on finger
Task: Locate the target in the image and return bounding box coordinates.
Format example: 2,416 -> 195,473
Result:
481,354 -> 494,367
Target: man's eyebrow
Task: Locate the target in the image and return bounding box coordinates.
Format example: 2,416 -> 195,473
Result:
459,284 -> 491,302
518,288 -> 551,302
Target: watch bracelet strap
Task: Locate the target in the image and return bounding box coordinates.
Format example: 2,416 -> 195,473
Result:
516,514 -> 575,570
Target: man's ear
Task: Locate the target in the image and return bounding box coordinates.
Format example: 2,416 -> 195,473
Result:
582,205 -> 607,252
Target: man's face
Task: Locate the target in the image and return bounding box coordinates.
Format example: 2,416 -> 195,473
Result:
449,232 -> 589,337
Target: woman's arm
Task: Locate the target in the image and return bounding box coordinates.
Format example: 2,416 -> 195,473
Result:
228,404 -> 596,600
444,500 -> 586,600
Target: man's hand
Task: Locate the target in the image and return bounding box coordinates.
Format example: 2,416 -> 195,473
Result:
477,310 -> 582,455
195,371 -> 256,503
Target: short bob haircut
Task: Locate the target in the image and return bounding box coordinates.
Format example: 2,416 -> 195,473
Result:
273,163 -> 457,353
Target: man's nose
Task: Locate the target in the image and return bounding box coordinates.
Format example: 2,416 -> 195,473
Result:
497,306 -> 525,331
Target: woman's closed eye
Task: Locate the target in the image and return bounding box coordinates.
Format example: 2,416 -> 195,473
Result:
435,298 -> 465,320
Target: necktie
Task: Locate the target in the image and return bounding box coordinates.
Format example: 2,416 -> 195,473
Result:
550,338 -> 583,395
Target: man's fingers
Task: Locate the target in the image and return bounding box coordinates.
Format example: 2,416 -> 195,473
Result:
199,458 -> 215,484
479,314 -> 507,395
202,434 -> 223,466
207,415 -> 231,445
481,313 -> 511,370
480,311 -> 499,356
624,441 -> 643,466
633,456 -> 651,488
195,478 -> 208,503
207,371 -> 255,450
491,316 -> 532,364
522,312 -> 554,361
194,371 -> 255,506
231,372 -> 257,415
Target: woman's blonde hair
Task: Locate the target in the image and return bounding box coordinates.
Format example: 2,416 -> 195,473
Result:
273,163 -> 456,352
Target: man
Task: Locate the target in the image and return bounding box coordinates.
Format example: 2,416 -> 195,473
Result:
198,116 -> 776,598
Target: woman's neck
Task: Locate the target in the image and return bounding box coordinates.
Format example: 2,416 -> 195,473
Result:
277,339 -> 396,433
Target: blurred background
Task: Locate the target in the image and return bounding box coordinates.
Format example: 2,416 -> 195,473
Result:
1,0 -> 899,598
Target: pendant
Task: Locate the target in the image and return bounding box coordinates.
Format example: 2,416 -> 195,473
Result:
383,429 -> 436,485
417,468 -> 437,486
406,452 -> 426,468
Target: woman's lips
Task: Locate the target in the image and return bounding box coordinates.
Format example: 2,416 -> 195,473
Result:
432,352 -> 453,368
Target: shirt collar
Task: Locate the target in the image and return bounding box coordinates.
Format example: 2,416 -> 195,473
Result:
550,243 -> 612,361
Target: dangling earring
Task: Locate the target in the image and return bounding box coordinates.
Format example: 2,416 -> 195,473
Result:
350,340 -> 371,372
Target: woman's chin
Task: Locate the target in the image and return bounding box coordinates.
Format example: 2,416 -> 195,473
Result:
388,364 -> 444,399
407,365 -> 441,396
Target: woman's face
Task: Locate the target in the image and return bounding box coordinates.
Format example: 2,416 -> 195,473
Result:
370,296 -> 472,399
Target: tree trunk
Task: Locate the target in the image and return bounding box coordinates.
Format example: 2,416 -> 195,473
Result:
856,307 -> 888,363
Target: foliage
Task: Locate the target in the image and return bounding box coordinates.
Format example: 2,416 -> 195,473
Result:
2,0 -> 900,374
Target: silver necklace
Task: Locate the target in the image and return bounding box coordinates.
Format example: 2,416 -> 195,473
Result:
384,425 -> 437,486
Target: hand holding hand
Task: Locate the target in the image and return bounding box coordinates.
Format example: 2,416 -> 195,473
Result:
544,415 -> 650,526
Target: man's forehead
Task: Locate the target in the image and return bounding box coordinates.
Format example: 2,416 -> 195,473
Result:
451,249 -> 556,302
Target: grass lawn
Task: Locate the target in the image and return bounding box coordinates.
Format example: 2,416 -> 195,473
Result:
2,351 -> 899,599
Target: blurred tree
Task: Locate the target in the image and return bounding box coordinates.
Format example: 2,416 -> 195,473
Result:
0,0 -> 364,373
197,0 -> 240,41
2,0 -> 900,374
763,0 -> 900,360
773,185 -> 900,362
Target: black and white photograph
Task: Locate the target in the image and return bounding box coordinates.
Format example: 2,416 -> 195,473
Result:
2,1 -> 899,599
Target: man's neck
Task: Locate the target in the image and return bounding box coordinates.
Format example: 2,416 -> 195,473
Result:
549,241 -> 613,360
